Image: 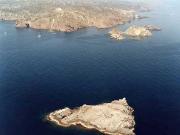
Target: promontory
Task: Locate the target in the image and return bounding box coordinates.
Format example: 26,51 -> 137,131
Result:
0,0 -> 148,32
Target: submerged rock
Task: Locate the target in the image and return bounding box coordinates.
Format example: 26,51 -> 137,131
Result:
47,98 -> 135,135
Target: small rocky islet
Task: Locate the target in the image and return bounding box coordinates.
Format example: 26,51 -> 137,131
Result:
109,25 -> 161,41
47,98 -> 135,135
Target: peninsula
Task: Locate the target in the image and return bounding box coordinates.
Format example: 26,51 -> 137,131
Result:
0,0 -> 148,32
47,98 -> 135,135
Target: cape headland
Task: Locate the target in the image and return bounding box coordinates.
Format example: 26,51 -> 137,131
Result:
47,98 -> 135,135
0,0 -> 149,32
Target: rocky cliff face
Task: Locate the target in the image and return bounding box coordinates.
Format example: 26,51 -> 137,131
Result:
47,98 -> 135,135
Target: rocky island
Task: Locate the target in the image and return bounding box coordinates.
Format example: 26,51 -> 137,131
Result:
109,25 -> 161,41
0,0 -> 148,32
47,98 -> 135,135
125,26 -> 152,37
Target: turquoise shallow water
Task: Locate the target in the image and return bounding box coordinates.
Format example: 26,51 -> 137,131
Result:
0,1 -> 180,135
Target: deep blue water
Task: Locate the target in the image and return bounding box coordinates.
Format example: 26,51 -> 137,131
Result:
0,1 -> 180,135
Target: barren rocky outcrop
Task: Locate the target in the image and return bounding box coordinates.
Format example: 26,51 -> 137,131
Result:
47,98 -> 135,135
109,25 -> 161,41
109,28 -> 125,40
125,26 -> 152,37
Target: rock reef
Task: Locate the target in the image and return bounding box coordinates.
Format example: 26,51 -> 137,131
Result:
47,98 -> 135,135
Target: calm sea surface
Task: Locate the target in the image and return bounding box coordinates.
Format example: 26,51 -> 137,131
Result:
0,1 -> 180,135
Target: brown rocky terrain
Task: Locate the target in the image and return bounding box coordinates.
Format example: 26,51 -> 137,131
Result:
47,98 -> 135,135
109,28 -> 125,40
125,26 -> 152,37
109,25 -> 161,41
0,0 -> 147,32
15,7 -> 136,32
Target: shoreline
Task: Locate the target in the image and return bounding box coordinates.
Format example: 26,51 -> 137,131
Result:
47,114 -> 129,135
0,18 -> 135,33
0,19 -> 128,34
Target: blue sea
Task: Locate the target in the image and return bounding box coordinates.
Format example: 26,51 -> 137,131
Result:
0,1 -> 180,135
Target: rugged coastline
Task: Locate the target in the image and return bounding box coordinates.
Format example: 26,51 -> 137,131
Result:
0,0 -> 148,32
47,98 -> 135,135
